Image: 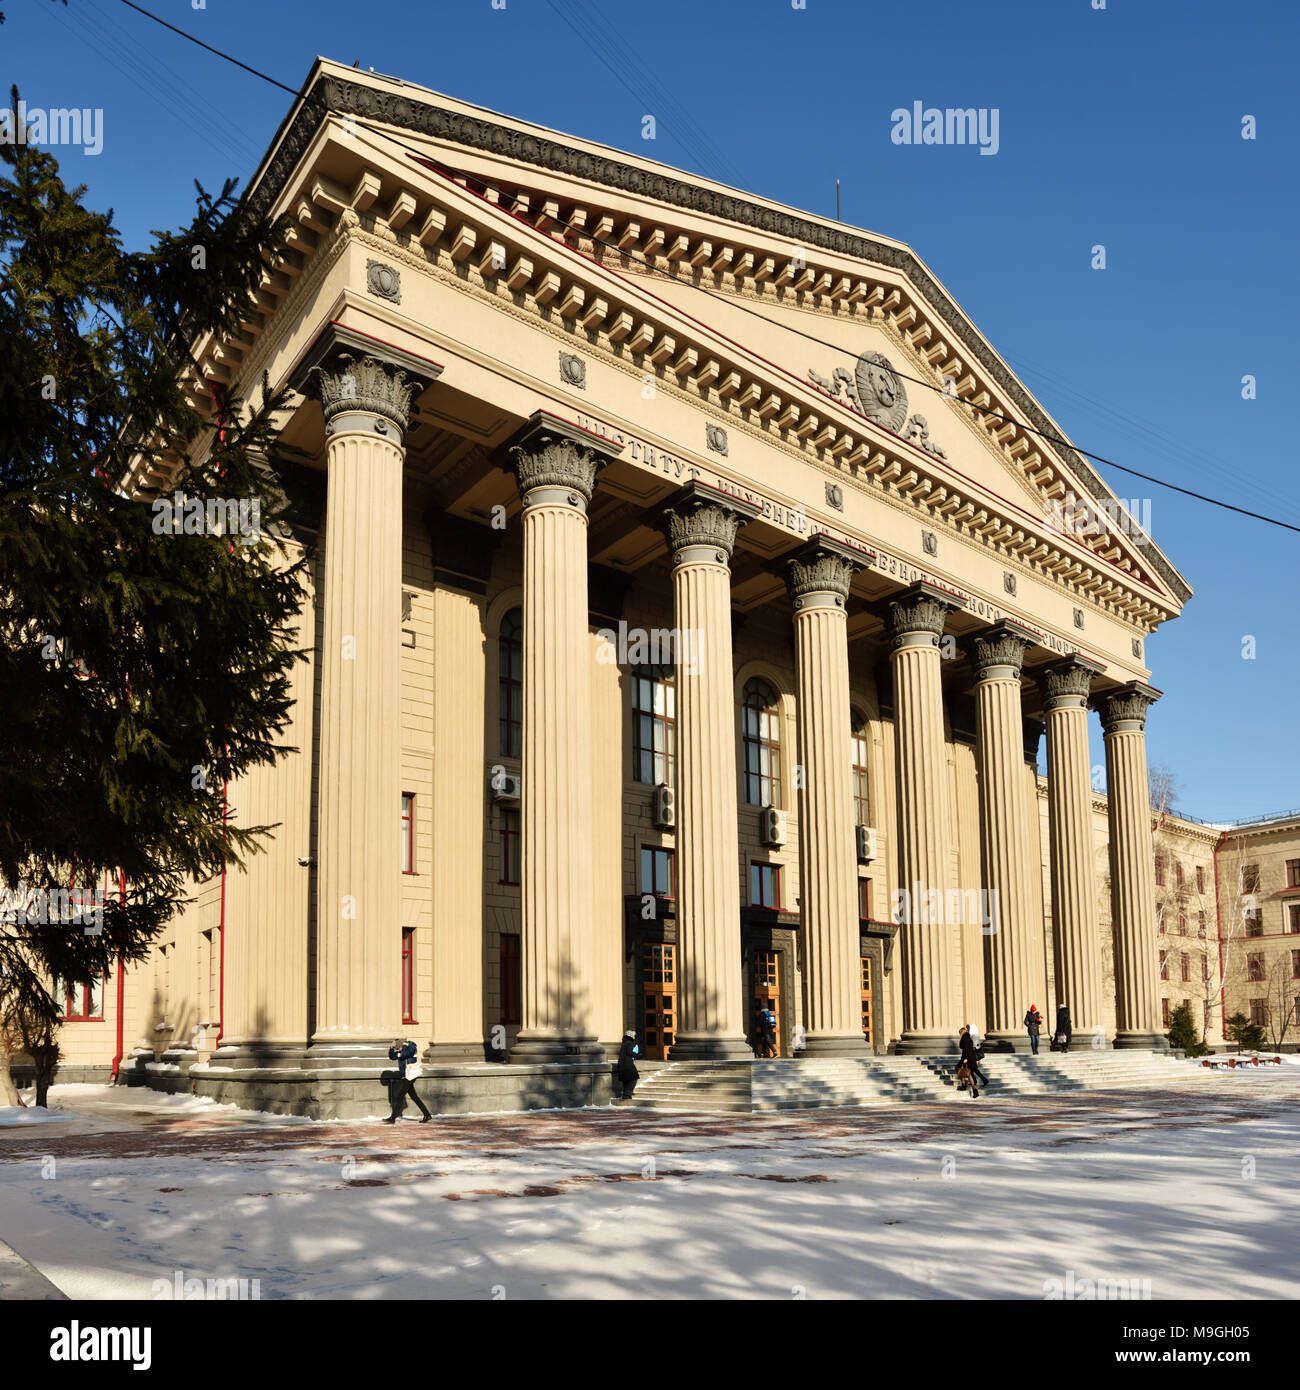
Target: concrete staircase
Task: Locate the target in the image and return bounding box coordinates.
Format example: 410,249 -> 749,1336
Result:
624,1050 -> 1221,1114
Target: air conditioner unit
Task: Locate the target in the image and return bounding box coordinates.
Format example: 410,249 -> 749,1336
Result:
490,770 -> 521,803
652,783 -> 676,829
856,825 -> 878,864
760,806 -> 786,847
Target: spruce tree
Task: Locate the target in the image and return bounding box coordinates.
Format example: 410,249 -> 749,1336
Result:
0,88 -> 308,1101
1166,1000 -> 1206,1057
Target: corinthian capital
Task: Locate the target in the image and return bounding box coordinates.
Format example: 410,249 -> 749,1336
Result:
509,435 -> 604,503
971,621 -> 1036,677
887,582 -> 966,648
1099,681 -> 1160,734
1040,655 -> 1105,708
661,481 -> 763,565
315,354 -> 418,434
785,536 -> 866,607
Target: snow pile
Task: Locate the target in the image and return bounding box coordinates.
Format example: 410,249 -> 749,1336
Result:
0,1106 -> 72,1126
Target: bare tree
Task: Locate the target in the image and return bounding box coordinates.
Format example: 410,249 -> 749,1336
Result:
1263,955 -> 1300,1048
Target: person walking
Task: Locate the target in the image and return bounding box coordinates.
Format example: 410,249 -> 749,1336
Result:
962,1022 -> 990,1091
757,1005 -> 778,1058
1051,1005 -> 1073,1053
616,1030 -> 640,1101
957,1025 -> 983,1098
1024,1004 -> 1044,1056
384,1037 -> 432,1123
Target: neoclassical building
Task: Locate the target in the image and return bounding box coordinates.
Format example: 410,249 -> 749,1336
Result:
81,61 -> 1194,1113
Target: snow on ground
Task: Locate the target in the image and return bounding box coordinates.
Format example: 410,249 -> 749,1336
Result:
0,1107 -> 71,1126
0,1078 -> 1298,1299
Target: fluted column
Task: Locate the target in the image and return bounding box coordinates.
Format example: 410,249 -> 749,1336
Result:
1101,682 -> 1165,1049
787,538 -> 868,1056
1041,657 -> 1107,1048
664,484 -> 759,1059
310,355 -> 414,1060
508,421 -> 610,1061
889,582 -> 966,1054
971,622 -> 1044,1051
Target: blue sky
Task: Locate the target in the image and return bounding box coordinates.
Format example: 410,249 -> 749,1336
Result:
7,0 -> 1297,820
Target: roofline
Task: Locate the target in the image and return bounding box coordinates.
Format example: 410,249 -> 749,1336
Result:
246,58 -> 1191,605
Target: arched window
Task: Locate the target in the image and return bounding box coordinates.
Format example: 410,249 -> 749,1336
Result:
498,608 -> 523,757
741,677 -> 782,808
632,664 -> 676,785
851,708 -> 870,826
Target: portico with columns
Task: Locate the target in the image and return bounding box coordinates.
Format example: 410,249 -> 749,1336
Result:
121,59 -> 1192,1116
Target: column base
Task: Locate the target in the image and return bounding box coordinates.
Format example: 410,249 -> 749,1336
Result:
982,1032 -> 1038,1054
1065,1033 -> 1111,1052
800,1033 -> 872,1058
1113,1032 -> 1169,1051
509,1033 -> 606,1063
423,1041 -> 491,1063
303,1040 -> 394,1071
892,1031 -> 957,1056
669,1033 -> 754,1062
206,1043 -> 308,1070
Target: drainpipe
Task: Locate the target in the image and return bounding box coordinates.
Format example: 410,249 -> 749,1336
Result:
110,871 -> 126,1080
215,776 -> 228,1049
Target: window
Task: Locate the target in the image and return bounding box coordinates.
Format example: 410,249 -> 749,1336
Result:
1175,862 -> 1184,890
1154,856 -> 1165,887
498,608 -> 523,757
1288,860 -> 1300,888
1250,1000 -> 1267,1027
1246,912 -> 1263,938
850,709 -> 870,827
1247,953 -> 1264,983
750,861 -> 782,910
1294,998 -> 1300,1028
639,846 -> 676,899
1290,905 -> 1300,934
1196,865 -> 1205,894
1293,950 -> 1300,981
1178,910 -> 1187,936
1159,950 -> 1167,980
741,678 -> 782,808
1198,910 -> 1206,936
401,928 -> 416,1025
1202,954 -> 1209,983
632,665 -> 676,786
499,934 -> 521,1026
401,793 -> 416,874
499,808 -> 521,885
1180,952 -> 1189,983
1243,863 -> 1260,894
58,974 -> 104,1022
1161,998 -> 1170,1028
858,878 -> 872,922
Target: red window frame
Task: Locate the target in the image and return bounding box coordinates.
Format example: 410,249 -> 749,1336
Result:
1175,862 -> 1184,890
498,608 -> 523,758
851,710 -> 870,827
1288,860 -> 1300,889
859,878 -> 872,922
1250,1000 -> 1267,1027
499,807 -> 521,886
500,933 -> 521,1026
1292,950 -> 1300,982
750,861 -> 782,910
1247,953 -> 1264,982
1290,905 -> 1300,934
401,928 -> 416,1025
59,974 -> 105,1022
1180,952 -> 1189,983
1161,998 -> 1170,1028
639,846 -> 676,899
1158,949 -> 1167,981
1154,856 -> 1165,887
1196,865 -> 1206,894
401,793 -> 416,874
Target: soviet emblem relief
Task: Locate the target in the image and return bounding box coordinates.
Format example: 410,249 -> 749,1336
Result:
826,482 -> 844,511
705,423 -> 728,456
904,413 -> 947,460
559,352 -> 587,390
1074,608 -> 1084,629
808,349 -> 908,433
1003,572 -> 1016,596
1132,638 -> 1142,658
922,530 -> 938,556
366,260 -> 400,303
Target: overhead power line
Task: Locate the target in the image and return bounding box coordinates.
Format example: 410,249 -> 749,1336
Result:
109,0 -> 1300,539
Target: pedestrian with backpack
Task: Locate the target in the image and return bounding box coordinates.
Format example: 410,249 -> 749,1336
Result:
616,1030 -> 640,1101
384,1037 -> 432,1123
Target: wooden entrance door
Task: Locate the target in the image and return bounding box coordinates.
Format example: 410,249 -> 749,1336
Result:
641,942 -> 677,1059
753,950 -> 781,1057
860,954 -> 874,1051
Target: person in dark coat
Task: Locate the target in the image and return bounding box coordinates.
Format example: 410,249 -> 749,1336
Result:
757,1006 -> 778,1058
616,1031 -> 640,1101
384,1038 -> 432,1123
956,1026 -> 983,1098
960,1023 -> 990,1091
1051,1005 -> 1073,1053
1024,1004 -> 1044,1055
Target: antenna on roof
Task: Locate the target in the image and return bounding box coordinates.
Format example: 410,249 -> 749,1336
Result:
836,179 -> 841,221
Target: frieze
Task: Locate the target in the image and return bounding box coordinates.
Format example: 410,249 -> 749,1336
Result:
240,68 -> 1188,610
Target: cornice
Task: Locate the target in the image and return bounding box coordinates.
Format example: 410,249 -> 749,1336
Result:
244,66 -> 1190,607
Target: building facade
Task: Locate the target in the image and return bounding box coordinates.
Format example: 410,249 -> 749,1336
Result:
39,62 -> 1201,1114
